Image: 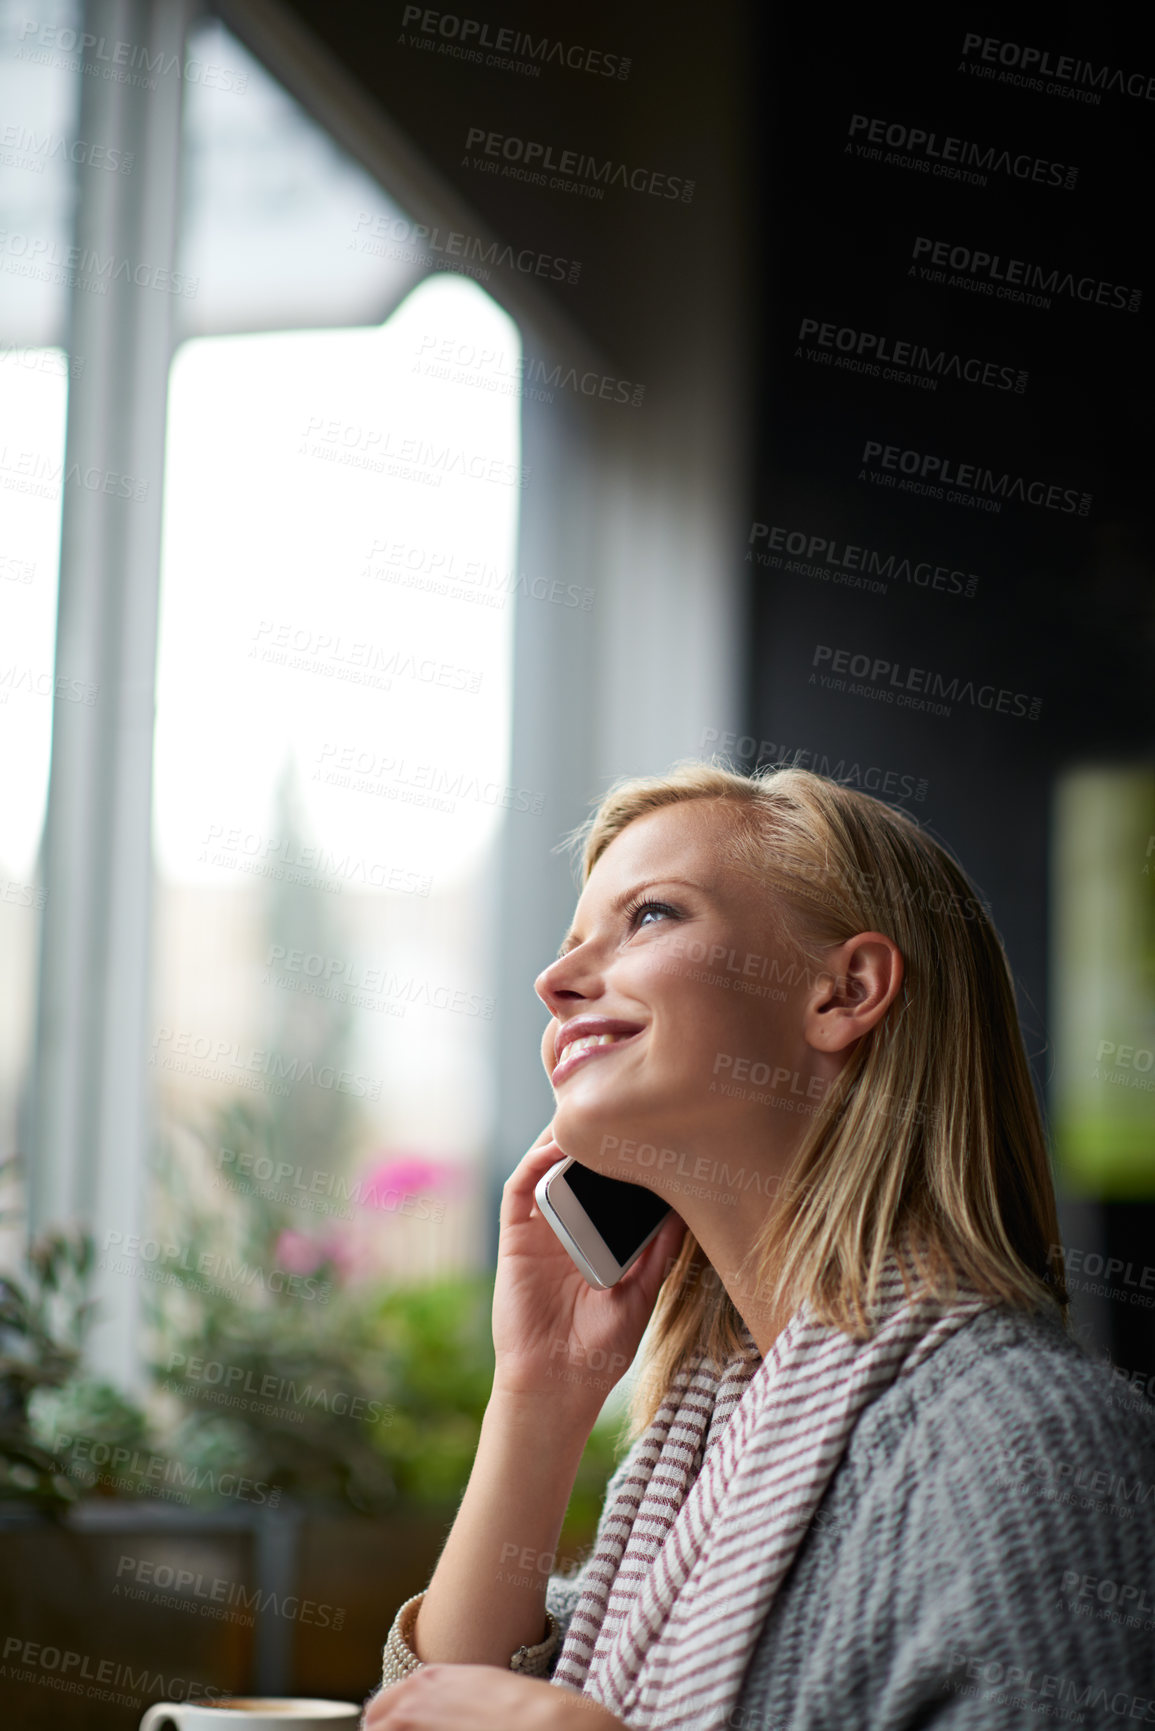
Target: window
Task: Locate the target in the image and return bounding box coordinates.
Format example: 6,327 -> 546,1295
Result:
151,22 -> 522,1291
10,8 -> 524,1375
153,280 -> 522,1286
0,0 -> 80,1264
1051,766 -> 1155,1196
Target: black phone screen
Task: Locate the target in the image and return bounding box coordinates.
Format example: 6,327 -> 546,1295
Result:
563,1161 -> 671,1266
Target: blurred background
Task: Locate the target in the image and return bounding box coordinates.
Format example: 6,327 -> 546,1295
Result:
0,0 -> 1151,1722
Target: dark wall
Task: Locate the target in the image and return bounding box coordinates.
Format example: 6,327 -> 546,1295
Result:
745,9 -> 1155,1358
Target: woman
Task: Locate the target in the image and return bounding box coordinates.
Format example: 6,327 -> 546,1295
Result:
364,763 -> 1155,1729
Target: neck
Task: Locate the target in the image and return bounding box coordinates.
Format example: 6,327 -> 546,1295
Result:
669,1204 -> 793,1361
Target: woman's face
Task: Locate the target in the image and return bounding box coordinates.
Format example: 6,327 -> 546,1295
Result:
535,800 -> 828,1193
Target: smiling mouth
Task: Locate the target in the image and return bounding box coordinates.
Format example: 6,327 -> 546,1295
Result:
552,1028 -> 641,1082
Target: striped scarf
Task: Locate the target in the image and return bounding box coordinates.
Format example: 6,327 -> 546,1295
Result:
552,1263 -> 990,1729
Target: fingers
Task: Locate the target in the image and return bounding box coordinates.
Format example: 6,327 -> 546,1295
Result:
499,1137 -> 566,1233
620,1211 -> 686,1305
360,1688 -> 387,1728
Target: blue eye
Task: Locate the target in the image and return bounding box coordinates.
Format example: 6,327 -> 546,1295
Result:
629,898 -> 676,930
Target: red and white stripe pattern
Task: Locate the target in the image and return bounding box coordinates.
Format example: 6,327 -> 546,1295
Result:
552,1263 -> 990,1728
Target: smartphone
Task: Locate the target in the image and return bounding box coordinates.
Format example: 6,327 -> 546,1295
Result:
534,1156 -> 673,1288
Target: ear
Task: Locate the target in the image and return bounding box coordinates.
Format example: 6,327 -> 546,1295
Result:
804,932 -> 904,1055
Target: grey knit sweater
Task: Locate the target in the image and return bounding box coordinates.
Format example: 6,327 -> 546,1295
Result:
545,1304 -> 1155,1728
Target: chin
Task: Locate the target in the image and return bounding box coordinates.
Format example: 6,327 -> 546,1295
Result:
551,1094 -> 625,1168
552,1090 -> 659,1179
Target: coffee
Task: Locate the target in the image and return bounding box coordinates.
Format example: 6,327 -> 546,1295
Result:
139,1695 -> 360,1727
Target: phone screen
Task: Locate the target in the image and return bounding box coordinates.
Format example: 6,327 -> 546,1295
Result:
562,1161 -> 670,1266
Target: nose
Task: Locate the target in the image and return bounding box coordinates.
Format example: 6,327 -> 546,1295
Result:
534,948 -> 604,1016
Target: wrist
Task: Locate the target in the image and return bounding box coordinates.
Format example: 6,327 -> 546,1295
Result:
487,1377 -> 600,1448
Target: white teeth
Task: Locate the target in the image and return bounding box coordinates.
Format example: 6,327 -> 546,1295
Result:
562,1032 -> 626,1062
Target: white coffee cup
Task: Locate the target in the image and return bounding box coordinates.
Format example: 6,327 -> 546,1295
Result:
139,1700 -> 361,1730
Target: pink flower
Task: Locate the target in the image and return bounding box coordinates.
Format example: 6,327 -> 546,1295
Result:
276,1229 -> 324,1275
357,1153 -> 461,1211
275,1227 -> 357,1281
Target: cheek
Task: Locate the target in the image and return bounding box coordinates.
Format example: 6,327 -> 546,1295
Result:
652,985 -> 742,1075
662,981 -> 790,1072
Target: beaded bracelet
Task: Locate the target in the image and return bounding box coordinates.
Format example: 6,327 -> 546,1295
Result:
379,1590 -> 560,1689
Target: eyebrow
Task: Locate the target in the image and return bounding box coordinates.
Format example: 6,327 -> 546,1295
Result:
556,878 -> 707,960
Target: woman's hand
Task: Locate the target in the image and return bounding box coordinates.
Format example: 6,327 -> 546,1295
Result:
362,1668 -> 627,1731
491,1128 -> 686,1412
401,1126 -> 681,1670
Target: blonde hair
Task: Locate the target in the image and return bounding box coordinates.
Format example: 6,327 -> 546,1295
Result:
569,761 -> 1068,1438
